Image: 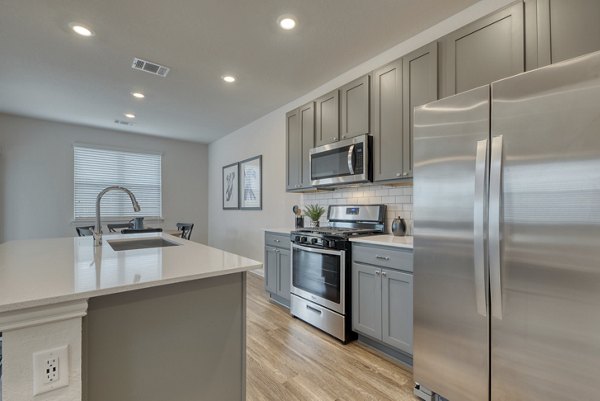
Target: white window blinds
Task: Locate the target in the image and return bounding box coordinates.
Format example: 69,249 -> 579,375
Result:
74,145 -> 162,220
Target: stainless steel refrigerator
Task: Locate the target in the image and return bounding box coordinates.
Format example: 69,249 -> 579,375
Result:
412,50 -> 600,401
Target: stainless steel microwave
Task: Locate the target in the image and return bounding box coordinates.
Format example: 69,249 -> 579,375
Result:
309,134 -> 372,187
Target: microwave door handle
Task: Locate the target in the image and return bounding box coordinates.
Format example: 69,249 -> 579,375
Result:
347,144 -> 355,175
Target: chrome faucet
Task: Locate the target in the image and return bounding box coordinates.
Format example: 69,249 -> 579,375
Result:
94,186 -> 141,246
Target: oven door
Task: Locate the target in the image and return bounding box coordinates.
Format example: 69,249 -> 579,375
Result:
291,243 -> 346,314
310,135 -> 369,187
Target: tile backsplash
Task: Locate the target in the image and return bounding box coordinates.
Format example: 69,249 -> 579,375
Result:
301,184 -> 413,235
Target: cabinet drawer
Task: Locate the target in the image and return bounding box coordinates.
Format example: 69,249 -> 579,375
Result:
265,232 -> 291,249
352,244 -> 413,272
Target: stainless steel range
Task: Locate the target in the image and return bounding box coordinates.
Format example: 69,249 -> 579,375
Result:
290,204 -> 386,342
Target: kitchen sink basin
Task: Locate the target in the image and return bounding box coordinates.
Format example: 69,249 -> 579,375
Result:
108,238 -> 181,252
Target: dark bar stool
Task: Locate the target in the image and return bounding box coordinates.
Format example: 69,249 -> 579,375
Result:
75,225 -> 95,237
176,223 -> 194,240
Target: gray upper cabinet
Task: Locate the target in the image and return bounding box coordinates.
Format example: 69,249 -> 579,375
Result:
402,42 -> 438,178
440,2 -> 524,97
285,109 -> 301,191
381,268 -> 413,354
340,75 -> 370,139
372,59 -> 404,182
526,0 -> 600,69
286,102 -> 314,191
299,102 -> 315,188
315,90 -> 340,147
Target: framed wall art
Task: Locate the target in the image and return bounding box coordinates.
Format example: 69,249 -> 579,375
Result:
222,162 -> 239,209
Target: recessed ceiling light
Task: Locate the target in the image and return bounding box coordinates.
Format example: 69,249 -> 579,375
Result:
222,75 -> 236,83
278,16 -> 296,30
131,92 -> 145,99
70,23 -> 94,37
124,113 -> 136,119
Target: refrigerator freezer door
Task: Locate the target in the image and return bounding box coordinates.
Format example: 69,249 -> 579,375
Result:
491,51 -> 600,400
413,85 -> 490,401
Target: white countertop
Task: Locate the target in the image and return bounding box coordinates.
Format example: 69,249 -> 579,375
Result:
264,228 -> 294,235
0,233 -> 261,313
350,235 -> 413,249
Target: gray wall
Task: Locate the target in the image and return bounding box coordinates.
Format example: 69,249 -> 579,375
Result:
0,113 -> 209,243
207,0 -> 514,263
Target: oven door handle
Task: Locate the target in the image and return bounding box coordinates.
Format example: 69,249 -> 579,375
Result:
291,243 -> 345,256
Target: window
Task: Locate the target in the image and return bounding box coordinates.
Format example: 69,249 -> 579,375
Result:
74,145 -> 162,220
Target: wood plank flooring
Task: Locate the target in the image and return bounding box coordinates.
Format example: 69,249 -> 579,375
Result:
246,273 -> 420,401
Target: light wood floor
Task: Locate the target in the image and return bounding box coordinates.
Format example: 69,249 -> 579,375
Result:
246,273 -> 420,401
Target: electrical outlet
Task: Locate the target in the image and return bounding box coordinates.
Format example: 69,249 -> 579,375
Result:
33,345 -> 69,395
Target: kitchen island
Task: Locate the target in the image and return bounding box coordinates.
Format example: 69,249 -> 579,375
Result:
0,233 -> 261,401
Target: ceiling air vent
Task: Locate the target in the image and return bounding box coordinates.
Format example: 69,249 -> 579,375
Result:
131,57 -> 170,77
114,119 -> 134,126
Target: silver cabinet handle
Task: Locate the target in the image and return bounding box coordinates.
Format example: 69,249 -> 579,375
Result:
331,137 -> 337,142
306,305 -> 322,314
474,138 -> 489,317
396,173 -> 401,177
274,239 -> 280,243
403,172 -> 409,176
489,135 -> 504,320
381,271 -> 387,277
347,144 -> 355,175
375,255 -> 389,261
375,270 -> 381,276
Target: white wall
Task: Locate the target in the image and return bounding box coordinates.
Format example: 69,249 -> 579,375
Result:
0,113 -> 209,243
207,0 -> 515,262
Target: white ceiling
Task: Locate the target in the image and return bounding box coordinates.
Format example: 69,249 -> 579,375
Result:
0,0 -> 477,143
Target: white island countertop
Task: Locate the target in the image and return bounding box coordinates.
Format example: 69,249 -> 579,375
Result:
0,233 -> 261,313
350,235 -> 413,249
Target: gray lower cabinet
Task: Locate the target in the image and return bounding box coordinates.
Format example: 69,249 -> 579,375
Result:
340,74 -> 370,140
264,232 -> 291,306
352,244 -> 413,355
286,101 -> 315,191
440,2 -> 525,97
315,90 -> 340,147
525,0 -> 600,69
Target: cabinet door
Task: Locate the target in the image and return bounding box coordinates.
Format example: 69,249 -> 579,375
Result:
340,75 -> 370,139
299,102 -> 315,188
372,59 -> 403,182
534,0 -> 600,68
315,90 -> 339,146
277,248 -> 291,301
440,3 -> 524,97
381,269 -> 413,354
286,109 -> 302,190
402,42 -> 438,178
351,262 -> 382,339
265,247 -> 279,294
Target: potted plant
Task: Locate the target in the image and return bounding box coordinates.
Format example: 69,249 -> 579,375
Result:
303,204 -> 326,227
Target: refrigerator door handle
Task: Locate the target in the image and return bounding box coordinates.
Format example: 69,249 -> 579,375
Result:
489,135 -> 504,319
474,139 -> 489,317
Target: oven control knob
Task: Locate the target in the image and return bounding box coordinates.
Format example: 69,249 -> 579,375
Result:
322,240 -> 329,248
294,236 -> 301,242
328,240 -> 336,248
311,238 -> 318,244
301,236 -> 308,243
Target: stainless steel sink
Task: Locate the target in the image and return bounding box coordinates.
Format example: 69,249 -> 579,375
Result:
108,238 -> 180,252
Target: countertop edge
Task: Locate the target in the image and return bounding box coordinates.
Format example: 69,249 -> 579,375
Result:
0,262 -> 262,314
349,235 -> 414,250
